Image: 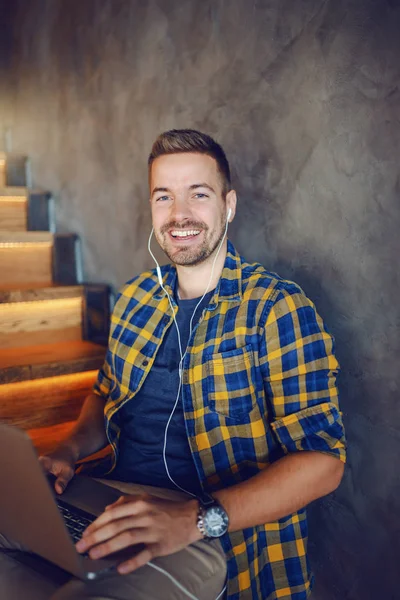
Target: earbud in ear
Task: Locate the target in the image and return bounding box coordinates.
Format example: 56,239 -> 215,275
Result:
227,207 -> 232,221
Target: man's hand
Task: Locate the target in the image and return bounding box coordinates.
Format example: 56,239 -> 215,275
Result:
75,494 -> 201,574
38,444 -> 77,495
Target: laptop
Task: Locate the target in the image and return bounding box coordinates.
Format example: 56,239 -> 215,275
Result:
0,423 -> 142,581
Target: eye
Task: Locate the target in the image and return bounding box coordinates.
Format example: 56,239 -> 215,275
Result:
193,193 -> 208,199
156,195 -> 170,202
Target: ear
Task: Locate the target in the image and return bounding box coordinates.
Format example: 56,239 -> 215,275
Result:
226,189 -> 237,222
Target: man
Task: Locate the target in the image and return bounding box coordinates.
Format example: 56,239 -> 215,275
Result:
0,129 -> 346,599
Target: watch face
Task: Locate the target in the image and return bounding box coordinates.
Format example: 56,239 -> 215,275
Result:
204,506 -> 229,537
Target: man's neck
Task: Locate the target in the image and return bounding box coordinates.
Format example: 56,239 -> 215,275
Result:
175,241 -> 228,300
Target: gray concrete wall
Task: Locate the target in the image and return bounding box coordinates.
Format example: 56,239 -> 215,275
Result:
1,1 -> 399,598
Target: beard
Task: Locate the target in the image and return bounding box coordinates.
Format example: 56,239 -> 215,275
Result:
156,216 -> 226,266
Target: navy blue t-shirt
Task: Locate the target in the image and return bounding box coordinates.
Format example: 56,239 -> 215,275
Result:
112,288 -> 215,496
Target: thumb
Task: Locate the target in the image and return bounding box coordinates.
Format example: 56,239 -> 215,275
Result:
38,455 -> 53,473
55,472 -> 72,495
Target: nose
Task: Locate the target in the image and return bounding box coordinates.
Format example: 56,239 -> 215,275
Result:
170,196 -> 193,223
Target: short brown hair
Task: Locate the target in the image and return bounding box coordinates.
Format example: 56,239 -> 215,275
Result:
148,129 -> 231,194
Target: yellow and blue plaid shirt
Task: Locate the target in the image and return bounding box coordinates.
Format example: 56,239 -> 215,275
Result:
93,240 -> 346,600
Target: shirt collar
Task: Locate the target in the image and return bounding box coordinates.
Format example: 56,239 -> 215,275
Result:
153,240 -> 243,308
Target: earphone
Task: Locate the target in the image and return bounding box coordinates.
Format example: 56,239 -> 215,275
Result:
145,207 -> 231,599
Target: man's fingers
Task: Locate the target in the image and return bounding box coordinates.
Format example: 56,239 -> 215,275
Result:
38,456 -> 61,492
85,529 -> 155,560
55,476 -> 70,494
77,515 -> 153,551
117,546 -> 154,574
83,497 -> 151,536
38,455 -> 53,473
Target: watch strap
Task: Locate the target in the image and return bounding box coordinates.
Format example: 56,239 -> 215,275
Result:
196,503 -> 211,540
198,491 -> 215,508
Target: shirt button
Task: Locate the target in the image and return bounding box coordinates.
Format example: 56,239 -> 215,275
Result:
142,360 -> 149,367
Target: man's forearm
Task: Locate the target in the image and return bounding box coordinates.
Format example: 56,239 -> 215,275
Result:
60,393 -> 108,462
213,451 -> 344,532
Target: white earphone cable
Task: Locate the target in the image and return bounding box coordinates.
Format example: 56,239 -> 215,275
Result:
143,210 -> 232,600
147,562 -> 227,600
148,212 -> 230,496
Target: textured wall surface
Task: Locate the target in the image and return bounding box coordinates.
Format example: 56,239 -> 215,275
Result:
1,1 -> 400,598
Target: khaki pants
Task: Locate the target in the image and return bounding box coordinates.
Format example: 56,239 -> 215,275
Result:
0,479 -> 227,600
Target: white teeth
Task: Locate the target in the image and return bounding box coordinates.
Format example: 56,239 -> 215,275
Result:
170,230 -> 200,238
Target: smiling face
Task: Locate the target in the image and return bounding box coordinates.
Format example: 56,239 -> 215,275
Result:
150,152 -> 236,266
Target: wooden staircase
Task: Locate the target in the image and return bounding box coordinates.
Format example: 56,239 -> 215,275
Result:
0,152 -> 110,456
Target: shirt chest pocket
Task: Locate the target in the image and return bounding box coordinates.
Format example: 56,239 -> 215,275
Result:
205,345 -> 258,421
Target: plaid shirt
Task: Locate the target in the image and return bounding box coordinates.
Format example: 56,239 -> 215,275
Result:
93,240 -> 346,600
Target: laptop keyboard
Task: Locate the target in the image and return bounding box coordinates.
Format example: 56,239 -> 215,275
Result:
55,498 -> 95,545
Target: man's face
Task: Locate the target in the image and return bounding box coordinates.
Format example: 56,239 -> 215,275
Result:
150,152 -> 235,266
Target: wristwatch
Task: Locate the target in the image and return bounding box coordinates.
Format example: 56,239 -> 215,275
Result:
196,493 -> 229,539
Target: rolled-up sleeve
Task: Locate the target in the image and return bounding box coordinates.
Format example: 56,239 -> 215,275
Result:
260,283 -> 346,463
92,348 -> 114,400
92,286 -> 127,401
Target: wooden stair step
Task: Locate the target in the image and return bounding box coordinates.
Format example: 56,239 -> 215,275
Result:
0,193 -> 28,231
0,187 -> 28,196
0,283 -> 111,349
0,231 -> 54,242
0,231 -> 54,285
0,284 -> 84,349
0,370 -> 98,430
0,340 -> 106,384
0,283 -> 83,303
0,232 -> 80,286
0,188 -> 54,232
0,152 -> 30,187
